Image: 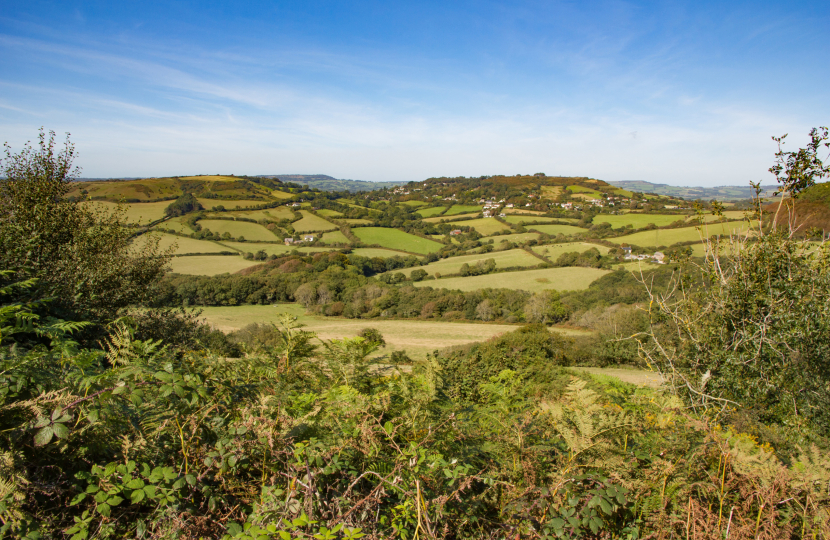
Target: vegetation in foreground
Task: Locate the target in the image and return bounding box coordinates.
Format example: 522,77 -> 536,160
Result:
1,129 -> 829,539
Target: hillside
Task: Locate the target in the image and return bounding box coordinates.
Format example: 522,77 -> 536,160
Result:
67,175 -> 297,202
260,174 -> 406,192
764,181 -> 830,233
608,180 -> 778,200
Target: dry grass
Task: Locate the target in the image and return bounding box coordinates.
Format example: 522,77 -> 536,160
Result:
527,224 -> 587,236
168,255 -> 260,275
292,211 -> 338,232
198,219 -> 278,241
414,266 -> 610,292
612,222 -> 750,248
531,242 -> 610,259
351,248 -> 413,258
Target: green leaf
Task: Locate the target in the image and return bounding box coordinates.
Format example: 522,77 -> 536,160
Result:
34,426 -> 54,446
127,478 -> 145,490
130,489 -> 146,504
278,532 -> 291,540
52,422 -> 69,439
97,503 -> 111,517
107,496 -> 124,506
70,493 -> 87,506
143,485 -> 157,498
185,474 -> 196,486
599,498 -> 613,515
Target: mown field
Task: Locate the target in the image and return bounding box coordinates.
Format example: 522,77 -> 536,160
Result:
210,207 -> 295,221
541,185 -> 563,199
612,221 -> 750,247
414,266 -> 610,292
146,233 -> 230,255
351,247 -> 413,258
292,211 -> 338,232
527,224 -> 587,236
168,255 -> 260,275
391,248 -> 541,277
401,200 -> 426,207
592,213 -> 686,228
416,206 -> 446,217
196,198 -> 271,210
319,230 -> 351,244
353,227 -> 444,254
157,217 -> 193,234
198,219 -> 278,241
424,212 -> 479,223
531,242 -> 611,259
502,215 -> 564,225
316,209 -> 344,217
444,205 -> 483,215
86,200 -> 170,224
341,218 -> 373,225
447,217 -> 510,235
218,241 -> 336,256
488,232 -> 541,243
197,304 -> 588,360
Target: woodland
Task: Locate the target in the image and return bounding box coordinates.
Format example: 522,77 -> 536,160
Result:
0,128 -> 829,539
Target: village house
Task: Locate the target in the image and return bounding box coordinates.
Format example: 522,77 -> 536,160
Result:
284,238 -> 294,245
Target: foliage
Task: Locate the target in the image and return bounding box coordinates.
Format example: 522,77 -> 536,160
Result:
164,192 -> 203,217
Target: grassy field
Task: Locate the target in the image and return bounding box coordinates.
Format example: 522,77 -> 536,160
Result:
423,212 -> 480,223
217,242 -> 336,256
197,199 -> 268,210
570,366 -> 661,387
320,230 -> 351,244
503,215 -> 563,225
447,218 -> 510,236
209,207 -> 296,221
527,224 -> 587,236
593,214 -> 686,228
686,210 -> 750,223
342,219 -> 373,225
351,248 -> 413,258
197,304 -> 585,360
416,207 -> 447,218
612,222 -> 750,248
157,217 -> 193,234
139,233 -> 231,255
292,211 -> 338,232
198,220 -> 278,241
86,200 -> 170,224
316,209 -> 344,217
391,248 -> 540,278
168,255 -> 260,276
444,205 -> 483,216
415,266 -> 610,292
532,242 -> 610,259
353,228 -> 444,255
541,186 -> 563,199
488,232 -> 541,243
566,186 -> 603,199
401,200 -> 427,207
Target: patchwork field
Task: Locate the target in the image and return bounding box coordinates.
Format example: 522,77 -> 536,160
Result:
392,248 -> 540,278
414,266 -> 610,292
342,219 -> 373,225
196,199 -> 268,210
541,186 -> 563,199
168,255 -> 260,276
353,228 -> 444,255
593,214 -> 686,229
141,233 -> 231,255
211,207 -> 296,221
198,220 -> 278,242
566,186 -> 603,199
416,207 -> 447,218
686,210 -> 750,223
218,242 -> 337,257
504,209 -> 545,215
197,304 -> 586,360
424,212 -> 479,223
488,232 -> 542,243
444,205 -> 483,216
502,215 -> 563,225
86,200 -> 170,224
527,224 -> 587,236
292,211 -> 338,232
157,217 -> 193,234
612,222 -> 750,248
401,200 -> 427,207
447,217 -> 510,236
316,209 -> 344,217
532,242 -> 611,259
351,248 -> 413,258
319,230 -> 351,244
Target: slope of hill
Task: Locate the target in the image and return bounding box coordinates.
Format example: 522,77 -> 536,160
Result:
68,175 -> 295,202
608,180 -> 778,200
260,174 -> 406,192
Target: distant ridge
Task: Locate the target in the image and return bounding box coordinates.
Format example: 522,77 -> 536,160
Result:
260,174 -> 406,192
608,180 -> 778,200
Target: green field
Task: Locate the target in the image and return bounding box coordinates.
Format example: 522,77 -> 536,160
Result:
415,266 -> 610,292
141,233 -> 230,255
401,200 -> 427,207
319,230 -> 351,244
423,212 -> 477,223
593,214 -> 687,228
342,219 -> 373,225
197,199 -> 268,210
353,228 -> 444,255
156,217 -> 193,234
504,209 -> 544,215
316,209 -> 344,217
444,205 -> 483,216
502,215 -> 563,225
612,222 -> 750,248
532,242 -> 611,259
351,248 -> 413,258
566,186 -> 602,199
168,255 -> 260,275
488,232 -> 541,243
210,207 -> 296,221
527,224 -> 587,236
218,242 -> 336,257
686,210 -> 750,223
447,217 -> 510,236
392,248 -> 540,278
198,219 -> 278,241
292,211 -> 338,232
197,304 -> 585,360
416,207 -> 447,218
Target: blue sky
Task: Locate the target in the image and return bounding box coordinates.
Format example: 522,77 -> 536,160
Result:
1,1 -> 828,185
